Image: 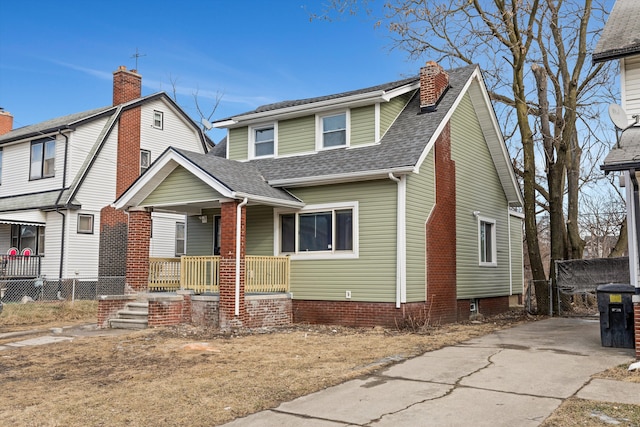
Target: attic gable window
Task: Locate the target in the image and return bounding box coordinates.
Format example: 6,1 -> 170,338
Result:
250,124 -> 276,158
30,137 -> 56,180
140,149 -> 151,174
317,111 -> 349,150
153,110 -> 164,129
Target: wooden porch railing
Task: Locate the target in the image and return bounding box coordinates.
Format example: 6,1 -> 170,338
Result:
148,255 -> 289,293
245,256 -> 290,293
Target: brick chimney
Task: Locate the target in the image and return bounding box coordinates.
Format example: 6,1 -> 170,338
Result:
0,110 -> 13,136
420,61 -> 450,110
113,65 -> 142,106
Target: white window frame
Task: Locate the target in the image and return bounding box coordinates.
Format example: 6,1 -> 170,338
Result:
274,202 -> 359,260
140,149 -> 151,175
153,110 -> 164,129
175,222 -> 186,257
248,123 -> 277,159
30,137 -> 56,180
315,110 -> 350,151
77,214 -> 94,234
478,216 -> 497,267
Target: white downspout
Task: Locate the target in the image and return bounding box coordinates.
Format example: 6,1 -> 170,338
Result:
389,173 -> 406,308
508,211 -> 513,296
236,198 -> 249,316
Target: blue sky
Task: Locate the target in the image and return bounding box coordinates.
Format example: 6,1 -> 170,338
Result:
0,0 -> 417,143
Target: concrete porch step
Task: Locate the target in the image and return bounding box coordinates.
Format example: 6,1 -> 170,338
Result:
109,318 -> 149,329
126,302 -> 149,312
116,309 -> 148,320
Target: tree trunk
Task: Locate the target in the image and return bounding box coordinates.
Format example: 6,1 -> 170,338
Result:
609,218 -> 628,258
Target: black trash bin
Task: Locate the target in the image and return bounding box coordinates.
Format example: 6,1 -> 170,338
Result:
596,283 -> 635,349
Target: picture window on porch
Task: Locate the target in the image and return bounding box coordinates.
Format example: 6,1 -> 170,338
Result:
30,137 -> 56,180
10,224 -> 44,255
277,202 -> 358,259
77,214 -> 94,234
478,216 -> 497,267
175,222 -> 185,256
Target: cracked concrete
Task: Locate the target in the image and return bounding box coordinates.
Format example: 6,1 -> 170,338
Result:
223,318 -> 636,427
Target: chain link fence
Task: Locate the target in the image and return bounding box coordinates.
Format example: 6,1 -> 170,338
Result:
0,276 -> 124,318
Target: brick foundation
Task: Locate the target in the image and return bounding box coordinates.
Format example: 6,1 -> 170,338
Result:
245,294 -> 292,328
457,296 -> 511,321
147,295 -> 185,327
635,301 -> 640,359
426,122 -> 458,324
292,300 -> 430,328
191,295 -> 220,327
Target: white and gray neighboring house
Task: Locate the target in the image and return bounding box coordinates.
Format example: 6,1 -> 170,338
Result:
0,66 -> 210,280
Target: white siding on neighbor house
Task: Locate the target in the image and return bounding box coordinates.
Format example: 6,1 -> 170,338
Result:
0,224 -> 11,253
74,131 -> 118,211
140,100 -> 205,160
0,134 -> 66,198
623,55 -> 640,119
41,211 -> 63,278
67,116 -> 112,181
150,212 -> 186,258
64,210 -> 100,277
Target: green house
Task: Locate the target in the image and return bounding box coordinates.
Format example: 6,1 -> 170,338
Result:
115,62 -> 524,328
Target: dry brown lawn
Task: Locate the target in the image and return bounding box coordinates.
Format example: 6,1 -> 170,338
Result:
2,307 -> 639,427
1,310 -> 533,427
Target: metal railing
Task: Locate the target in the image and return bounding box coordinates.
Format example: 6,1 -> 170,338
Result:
148,255 -> 290,293
1,255 -> 43,278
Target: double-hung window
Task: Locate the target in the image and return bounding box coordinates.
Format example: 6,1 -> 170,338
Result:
317,111 -> 348,149
153,110 -> 164,129
251,125 -> 275,158
175,222 -> 185,256
30,137 -> 56,180
77,214 -> 94,234
140,149 -> 151,175
277,202 -> 358,259
478,217 -> 497,266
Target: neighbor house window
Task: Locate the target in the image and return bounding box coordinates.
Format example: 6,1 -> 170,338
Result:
153,110 -> 164,129
140,149 -> 151,174
478,217 -> 497,266
10,224 -> 44,255
317,111 -> 348,149
251,125 -> 275,158
77,214 -> 94,234
30,137 -> 56,180
175,222 -> 185,256
277,202 -> 358,259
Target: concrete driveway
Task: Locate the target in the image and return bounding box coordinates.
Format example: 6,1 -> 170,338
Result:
224,317 -> 637,426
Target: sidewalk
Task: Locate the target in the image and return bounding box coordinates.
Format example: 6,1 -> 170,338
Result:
224,318 -> 638,426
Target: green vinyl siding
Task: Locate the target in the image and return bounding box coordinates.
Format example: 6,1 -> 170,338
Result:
278,116 -> 315,155
405,151 -> 436,302
186,210 -> 217,255
246,205 -> 274,255
229,127 -> 248,160
380,91 -> 415,138
451,93 -> 511,299
141,166 -> 224,206
286,180 -> 397,302
350,105 -> 375,146
510,214 -> 524,295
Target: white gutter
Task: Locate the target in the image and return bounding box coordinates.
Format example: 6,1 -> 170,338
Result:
389,173 -> 406,308
236,197 -> 249,316
269,167 -> 415,188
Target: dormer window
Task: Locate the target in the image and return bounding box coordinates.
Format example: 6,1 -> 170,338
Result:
317,111 -> 349,150
249,124 -> 276,158
30,137 -> 56,180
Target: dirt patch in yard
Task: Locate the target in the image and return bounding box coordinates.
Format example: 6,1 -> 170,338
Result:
0,310 -> 534,426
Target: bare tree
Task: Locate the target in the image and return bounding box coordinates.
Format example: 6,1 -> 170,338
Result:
313,1 -> 617,312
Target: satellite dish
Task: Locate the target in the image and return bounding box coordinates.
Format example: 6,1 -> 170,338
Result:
201,118 -> 213,131
609,104 -> 629,130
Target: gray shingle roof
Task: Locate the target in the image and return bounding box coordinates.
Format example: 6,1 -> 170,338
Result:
0,189 -> 78,212
248,65 -> 476,183
602,126 -> 640,171
219,76 -> 420,120
593,0 -> 640,62
0,107 -> 115,145
172,148 -> 300,203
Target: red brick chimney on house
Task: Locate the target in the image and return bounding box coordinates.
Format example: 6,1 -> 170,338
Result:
0,110 -> 13,136
113,65 -> 142,106
420,61 -> 450,110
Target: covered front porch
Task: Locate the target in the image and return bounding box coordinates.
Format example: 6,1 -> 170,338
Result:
148,255 -> 290,293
